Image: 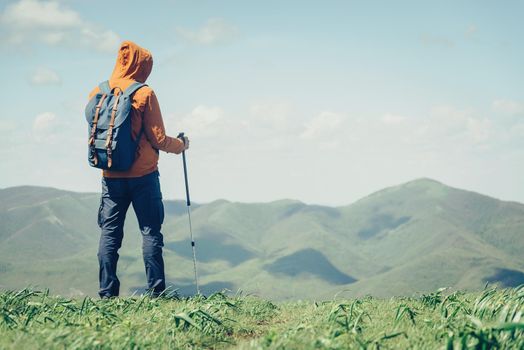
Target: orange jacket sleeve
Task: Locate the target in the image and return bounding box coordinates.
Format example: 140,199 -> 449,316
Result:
143,91 -> 185,154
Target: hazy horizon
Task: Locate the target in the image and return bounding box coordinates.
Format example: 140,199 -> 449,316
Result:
3,177 -> 524,207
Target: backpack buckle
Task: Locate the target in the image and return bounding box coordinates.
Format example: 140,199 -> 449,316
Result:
106,147 -> 112,168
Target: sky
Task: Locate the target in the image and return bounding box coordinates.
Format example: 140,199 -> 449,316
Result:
1,0 -> 523,205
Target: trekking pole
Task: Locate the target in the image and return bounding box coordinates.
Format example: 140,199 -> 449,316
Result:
177,132 -> 200,295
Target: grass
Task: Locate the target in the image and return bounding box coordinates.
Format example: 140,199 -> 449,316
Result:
1,286 -> 523,349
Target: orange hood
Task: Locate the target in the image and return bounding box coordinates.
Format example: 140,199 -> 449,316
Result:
109,41 -> 153,86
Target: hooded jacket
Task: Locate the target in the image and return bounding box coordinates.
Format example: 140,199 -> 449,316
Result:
89,41 -> 184,178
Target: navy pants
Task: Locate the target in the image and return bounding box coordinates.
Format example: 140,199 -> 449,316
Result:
97,170 -> 165,298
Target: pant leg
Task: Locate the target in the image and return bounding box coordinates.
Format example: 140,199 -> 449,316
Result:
97,177 -> 131,298
130,171 -> 166,296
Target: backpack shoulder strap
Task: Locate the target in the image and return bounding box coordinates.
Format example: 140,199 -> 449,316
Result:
123,82 -> 147,98
98,80 -> 111,94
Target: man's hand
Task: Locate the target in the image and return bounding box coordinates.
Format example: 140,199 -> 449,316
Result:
181,136 -> 190,151
177,132 -> 190,152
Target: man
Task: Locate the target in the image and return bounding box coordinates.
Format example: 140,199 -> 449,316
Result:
88,41 -> 188,298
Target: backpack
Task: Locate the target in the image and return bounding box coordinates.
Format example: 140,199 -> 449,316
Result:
85,80 -> 146,171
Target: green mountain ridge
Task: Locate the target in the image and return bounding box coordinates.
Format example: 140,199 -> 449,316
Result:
0,178 -> 523,300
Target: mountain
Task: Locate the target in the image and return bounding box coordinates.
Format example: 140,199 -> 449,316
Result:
0,179 -> 523,300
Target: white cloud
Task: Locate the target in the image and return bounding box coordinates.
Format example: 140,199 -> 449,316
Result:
466,117 -> 492,144
30,67 -> 61,85
32,112 -> 59,142
430,105 -> 469,126
249,103 -> 293,132
300,111 -> 344,140
381,113 -> 406,125
171,105 -> 225,138
0,0 -> 120,52
1,0 -> 81,30
80,26 -> 121,53
492,99 -> 524,115
0,120 -> 16,132
403,105 -> 499,150
510,122 -> 524,139
176,18 -> 238,45
298,105 -> 500,155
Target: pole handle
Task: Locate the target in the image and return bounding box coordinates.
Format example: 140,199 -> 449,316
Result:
177,132 -> 191,207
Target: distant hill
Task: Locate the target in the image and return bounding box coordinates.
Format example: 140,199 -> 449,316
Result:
0,179 -> 523,299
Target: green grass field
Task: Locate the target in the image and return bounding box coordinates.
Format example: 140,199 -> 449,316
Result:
1,287 -> 522,349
